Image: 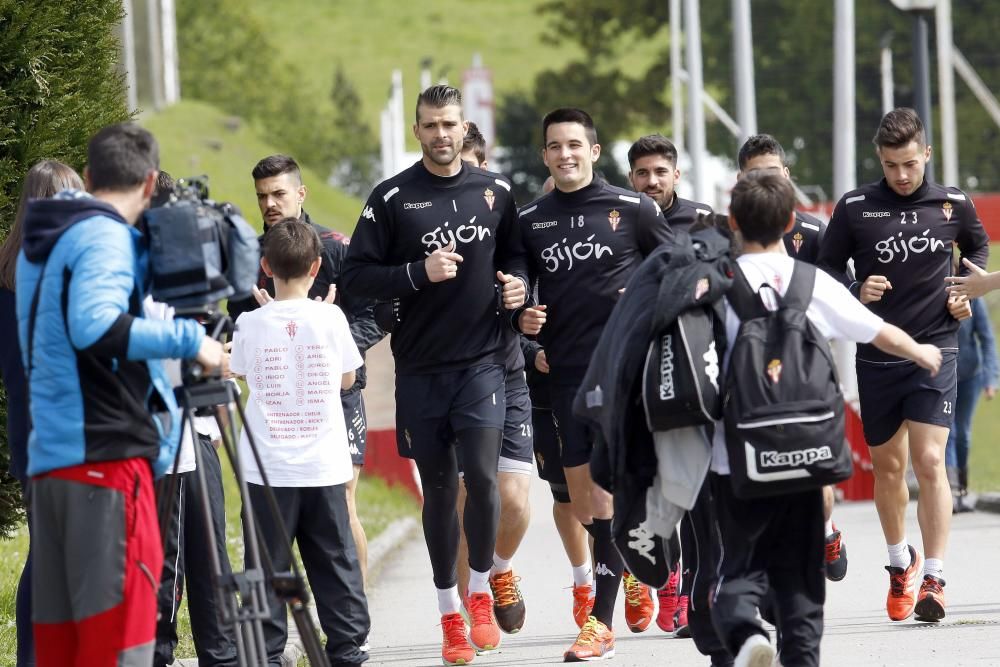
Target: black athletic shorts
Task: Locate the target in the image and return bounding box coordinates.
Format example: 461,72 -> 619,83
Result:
395,364 -> 506,460
549,370 -> 596,469
499,370 -> 535,474
857,350 -> 958,446
341,389 -> 367,467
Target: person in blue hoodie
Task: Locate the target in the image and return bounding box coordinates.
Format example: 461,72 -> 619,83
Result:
947,297 -> 999,513
0,159 -> 84,667
15,123 -> 224,667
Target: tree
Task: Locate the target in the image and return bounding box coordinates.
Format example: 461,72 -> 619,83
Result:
327,64 -> 379,199
531,0 -> 1000,196
0,0 -> 131,538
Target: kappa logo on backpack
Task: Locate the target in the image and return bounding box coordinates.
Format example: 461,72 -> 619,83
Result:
723,261 -> 851,499
642,305 -> 724,432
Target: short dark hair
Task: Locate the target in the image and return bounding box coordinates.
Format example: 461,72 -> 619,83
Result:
463,121 -> 487,165
737,134 -> 787,171
262,218 -> 322,280
873,107 -> 926,149
416,85 -> 463,123
542,108 -> 597,146
86,123 -> 159,192
729,171 -> 795,246
151,170 -> 175,208
627,134 -> 678,170
252,154 -> 302,183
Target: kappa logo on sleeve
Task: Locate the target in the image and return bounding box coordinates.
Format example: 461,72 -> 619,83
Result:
362,206 -> 375,222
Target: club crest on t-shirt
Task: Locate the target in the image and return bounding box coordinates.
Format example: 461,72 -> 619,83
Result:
942,201 -> 953,222
608,209 -> 621,232
285,320 -> 298,340
484,187 -> 495,211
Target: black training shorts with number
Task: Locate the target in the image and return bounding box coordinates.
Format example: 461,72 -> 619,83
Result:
341,389 -> 367,467
500,370 -> 535,474
857,350 -> 958,446
395,363 -> 506,459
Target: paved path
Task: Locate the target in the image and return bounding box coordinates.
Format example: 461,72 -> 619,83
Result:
363,479 -> 1000,666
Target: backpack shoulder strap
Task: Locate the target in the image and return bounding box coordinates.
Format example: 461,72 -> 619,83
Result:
727,263 -> 769,321
782,260 -> 817,312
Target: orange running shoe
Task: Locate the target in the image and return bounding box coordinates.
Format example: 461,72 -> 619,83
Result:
465,592 -> 502,654
489,570 -> 526,634
572,583 -> 595,628
885,546 -> 924,621
441,612 -> 475,665
622,571 -> 655,633
914,574 -> 947,622
564,616 -> 616,662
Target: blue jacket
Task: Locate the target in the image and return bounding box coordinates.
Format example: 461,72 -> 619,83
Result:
957,297 -> 999,386
16,191 -> 205,478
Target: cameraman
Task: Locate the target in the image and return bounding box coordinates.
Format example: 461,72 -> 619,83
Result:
228,155 -> 383,587
15,123 -> 224,667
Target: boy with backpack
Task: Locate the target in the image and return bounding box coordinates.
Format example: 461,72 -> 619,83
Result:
710,172 -> 941,667
229,219 -> 370,666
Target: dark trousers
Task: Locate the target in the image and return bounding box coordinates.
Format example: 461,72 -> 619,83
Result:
17,484 -> 34,667
687,474 -> 733,667
246,483 -> 370,666
154,435 -> 238,667
711,480 -> 826,667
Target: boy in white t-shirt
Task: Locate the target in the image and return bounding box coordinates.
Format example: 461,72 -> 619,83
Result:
707,172 -> 941,667
230,219 -> 369,666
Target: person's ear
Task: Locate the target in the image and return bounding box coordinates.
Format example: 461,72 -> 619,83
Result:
261,256 -> 274,277
784,211 -> 796,234
308,257 -> 322,278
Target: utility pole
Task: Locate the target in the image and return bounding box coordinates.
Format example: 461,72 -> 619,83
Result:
670,0 -> 684,151
936,0 -> 958,186
732,0 -> 757,143
912,10 -> 936,181
684,0 -> 707,204
833,0 -> 856,200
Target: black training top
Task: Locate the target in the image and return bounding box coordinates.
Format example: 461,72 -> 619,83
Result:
342,160 -> 527,374
784,211 -> 827,265
517,178 -> 672,374
661,194 -> 714,233
818,178 -> 990,362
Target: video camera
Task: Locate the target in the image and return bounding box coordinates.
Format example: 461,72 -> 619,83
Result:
144,176 -> 259,311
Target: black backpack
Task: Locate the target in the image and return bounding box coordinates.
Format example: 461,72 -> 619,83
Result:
723,260 -> 851,499
641,305 -> 724,431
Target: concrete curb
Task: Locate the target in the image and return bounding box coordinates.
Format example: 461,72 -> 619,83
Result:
174,515 -> 420,667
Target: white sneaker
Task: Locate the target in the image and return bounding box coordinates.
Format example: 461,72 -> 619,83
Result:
735,633 -> 775,667
359,633 -> 370,652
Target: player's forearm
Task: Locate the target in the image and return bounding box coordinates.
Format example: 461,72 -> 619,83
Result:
871,324 -> 923,363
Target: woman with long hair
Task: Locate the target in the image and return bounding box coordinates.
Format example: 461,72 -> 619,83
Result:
0,159 -> 84,667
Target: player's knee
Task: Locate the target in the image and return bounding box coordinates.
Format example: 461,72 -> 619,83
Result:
911,448 -> 944,480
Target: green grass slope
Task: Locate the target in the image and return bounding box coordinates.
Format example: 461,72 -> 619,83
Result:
139,100 -> 362,234
243,0 -> 662,146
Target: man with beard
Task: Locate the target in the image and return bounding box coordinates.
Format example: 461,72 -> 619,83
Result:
342,85 -> 528,666
627,134 -> 713,233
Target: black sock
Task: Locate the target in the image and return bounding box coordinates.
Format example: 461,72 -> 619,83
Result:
585,518 -> 624,628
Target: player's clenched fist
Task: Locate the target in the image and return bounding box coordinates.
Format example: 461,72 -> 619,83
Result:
425,240 -> 463,283
519,304 -> 547,335
497,271 -> 526,309
860,275 -> 892,305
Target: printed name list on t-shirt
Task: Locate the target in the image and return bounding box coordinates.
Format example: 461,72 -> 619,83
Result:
252,338 -> 339,441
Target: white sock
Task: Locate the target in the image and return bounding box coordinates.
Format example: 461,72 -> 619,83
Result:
887,540 -> 910,569
572,563 -> 593,588
437,586 -> 461,615
469,567 -> 491,595
923,558 -> 944,580
492,553 -> 512,575
824,519 -> 835,537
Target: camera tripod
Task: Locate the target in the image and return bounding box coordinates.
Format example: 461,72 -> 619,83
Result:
157,312 -> 329,667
